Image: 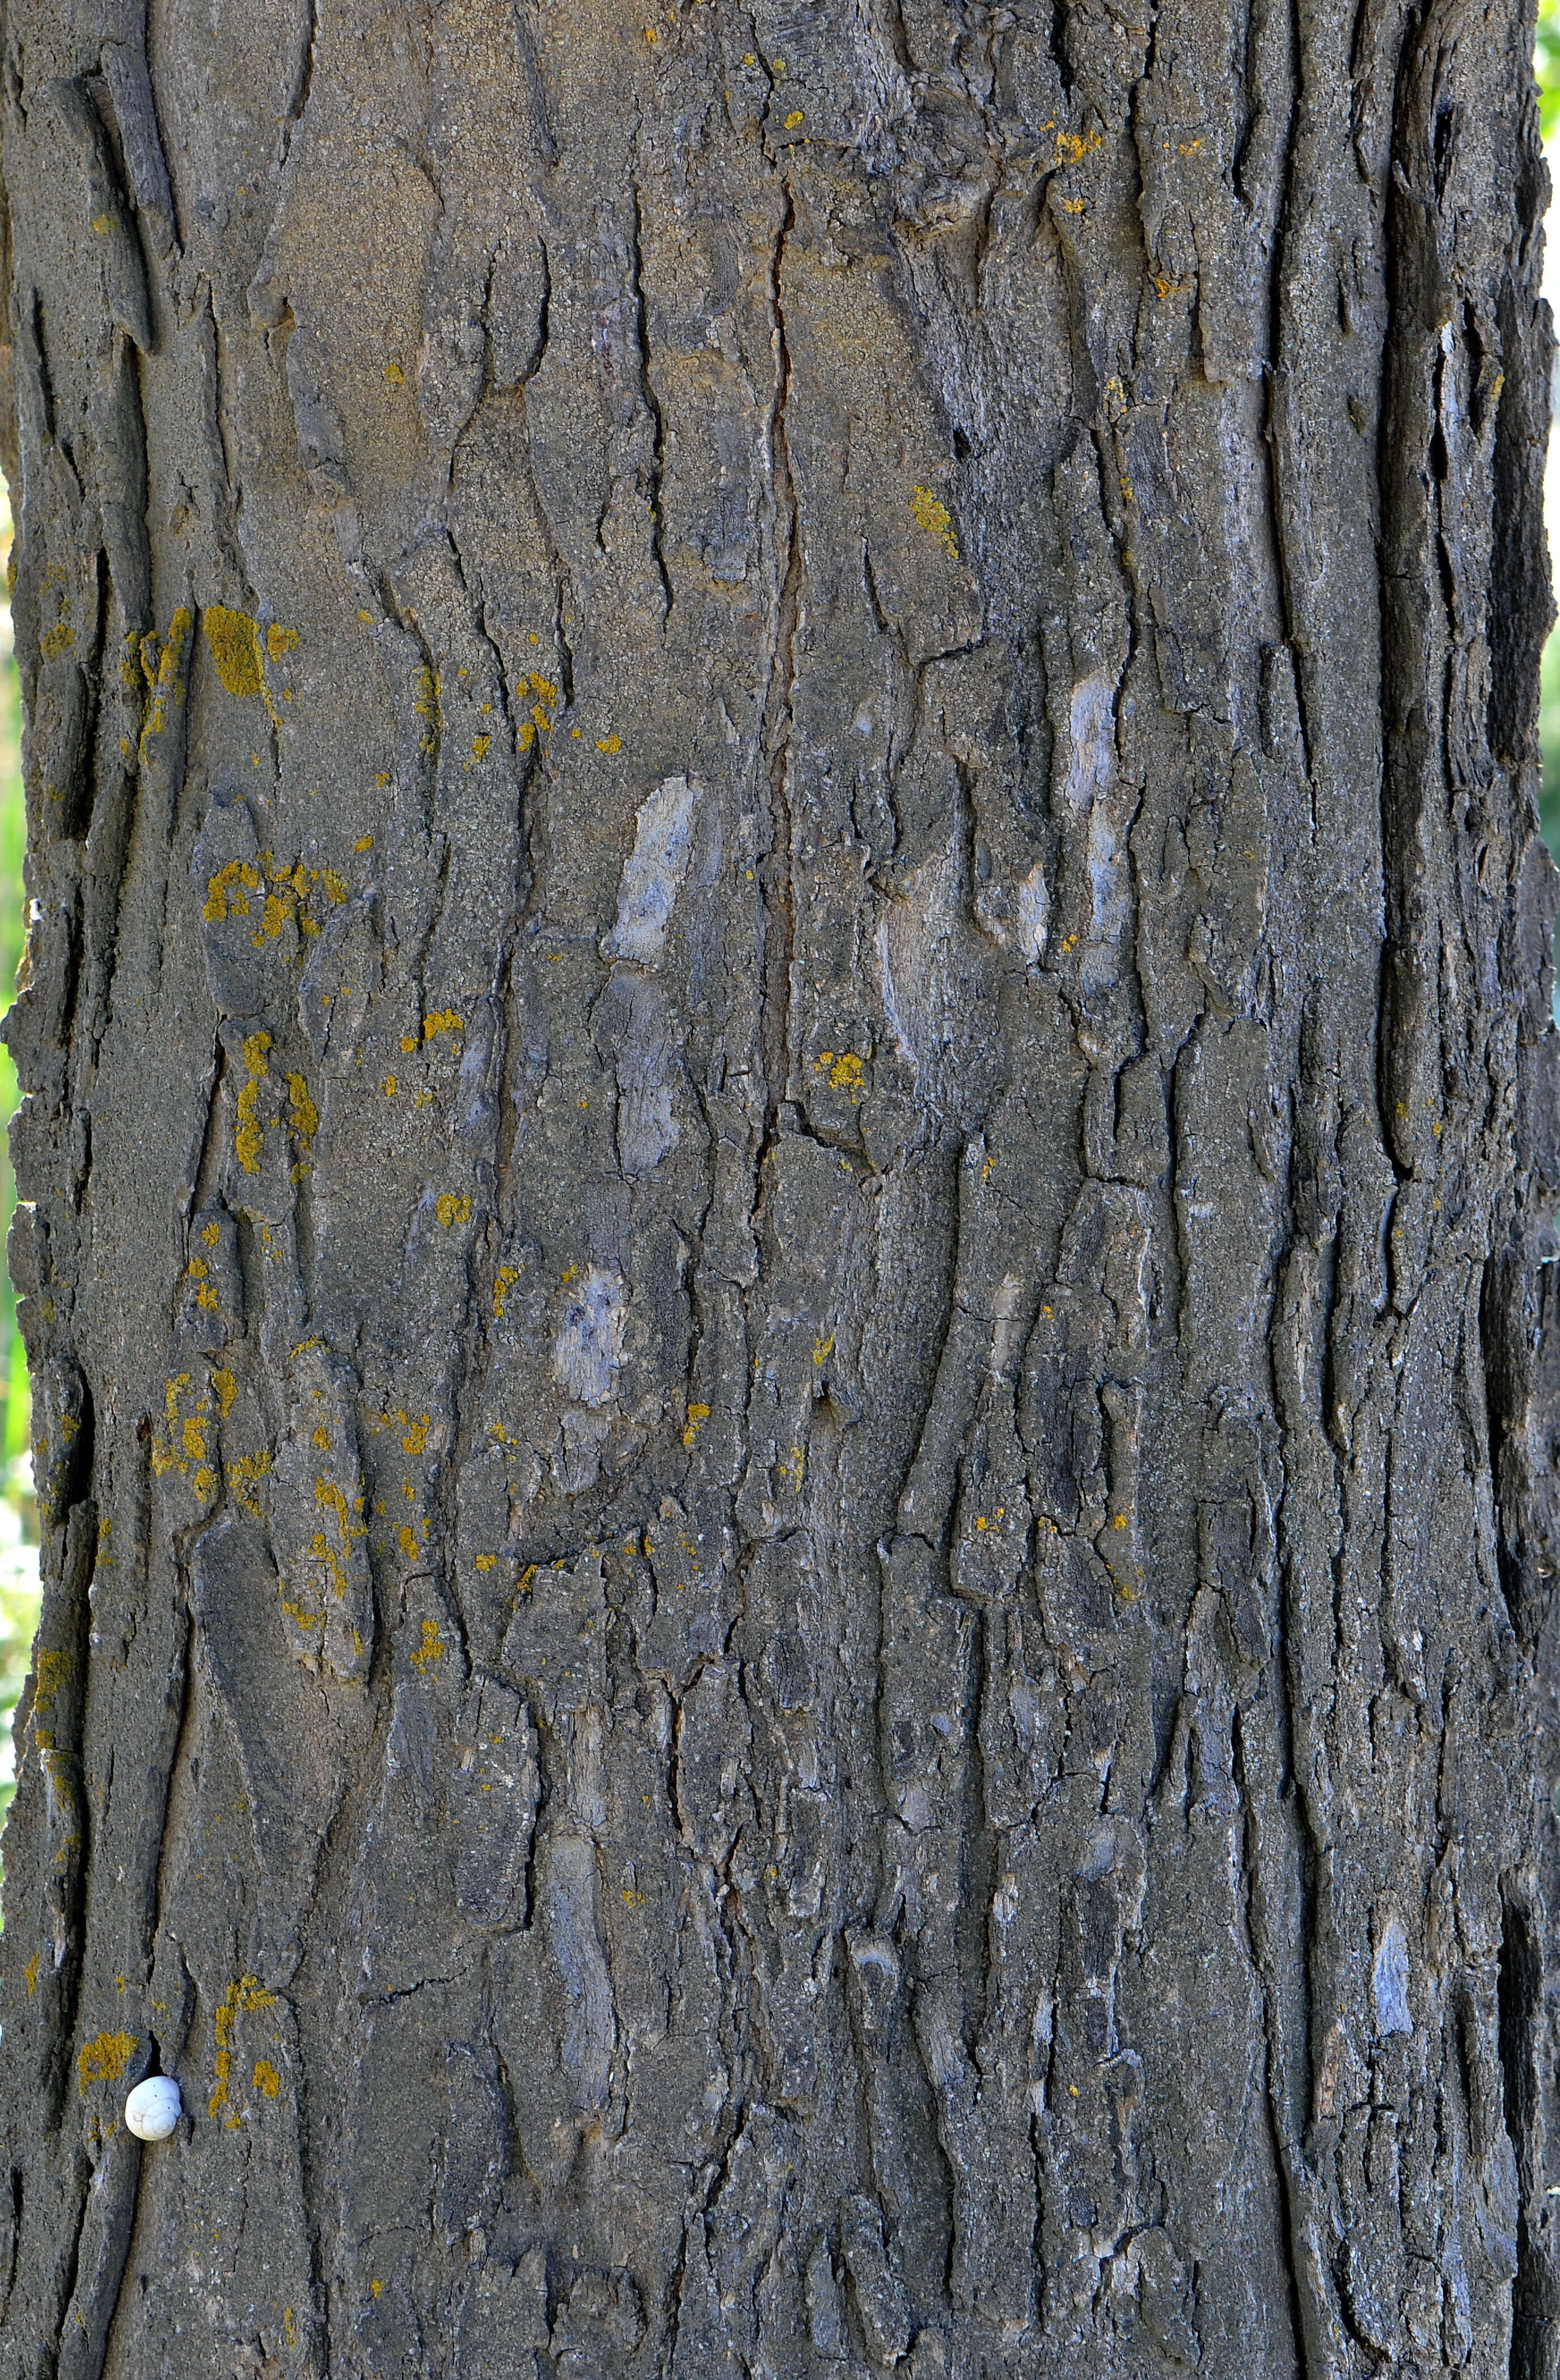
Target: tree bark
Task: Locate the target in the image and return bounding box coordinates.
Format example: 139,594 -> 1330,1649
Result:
0,0 -> 1556,2373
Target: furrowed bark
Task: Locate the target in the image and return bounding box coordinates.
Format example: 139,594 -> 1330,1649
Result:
0,0 -> 1557,2374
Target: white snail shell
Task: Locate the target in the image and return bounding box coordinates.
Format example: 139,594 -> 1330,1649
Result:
124,2075 -> 181,2142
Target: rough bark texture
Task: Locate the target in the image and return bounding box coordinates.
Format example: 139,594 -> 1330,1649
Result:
0,0 -> 1557,2373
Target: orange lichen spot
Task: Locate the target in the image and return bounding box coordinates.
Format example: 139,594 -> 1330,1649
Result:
596,732 -> 622,754
202,858 -> 259,923
813,1332 -> 835,1366
267,624 -> 298,664
682,1403 -> 711,1449
411,1617 -> 444,1668
24,1952 -> 39,1997
517,1564 -> 538,1597
320,868 -> 349,904
401,1413 -> 430,1456
475,1553 -> 497,1572
424,1010 -> 464,1042
469,734 -> 491,765
622,1888 -> 646,1906
212,1368 -> 238,1417
1055,126 -> 1101,163
202,605 -> 267,700
784,108 -> 805,126
910,486 -> 959,560
252,2058 -> 281,2099
494,1263 -> 520,1319
78,2031 -> 137,2091
436,1193 -> 472,1228
384,360 -> 405,384
312,1426 -> 331,1451
400,1035 -> 418,1053
384,1075 -> 398,1097
354,834 -> 374,851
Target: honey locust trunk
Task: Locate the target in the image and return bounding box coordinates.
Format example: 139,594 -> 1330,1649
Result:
0,1 -> 1558,2375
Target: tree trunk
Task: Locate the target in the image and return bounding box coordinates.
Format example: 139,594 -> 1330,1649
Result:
0,0 -> 1556,2373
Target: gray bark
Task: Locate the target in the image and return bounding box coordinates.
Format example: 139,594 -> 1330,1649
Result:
0,0 -> 1556,2374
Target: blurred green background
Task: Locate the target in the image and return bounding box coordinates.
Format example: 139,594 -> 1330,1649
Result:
0,35 -> 1559,1834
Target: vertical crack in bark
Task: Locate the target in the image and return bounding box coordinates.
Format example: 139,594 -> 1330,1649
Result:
757,187 -> 800,1166
628,179 -> 672,623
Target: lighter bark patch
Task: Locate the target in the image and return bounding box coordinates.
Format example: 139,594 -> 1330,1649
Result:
601,774 -> 699,967
553,1268 -> 626,1408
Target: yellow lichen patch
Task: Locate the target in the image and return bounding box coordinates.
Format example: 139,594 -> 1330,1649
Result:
230,1447 -> 272,1518
468,733 -> 491,765
354,833 -> 374,852
40,620 -> 73,661
235,1031 -> 272,1175
517,672 -> 556,752
1055,126 -> 1101,163
212,1368 -> 238,1418
683,1403 -> 711,1449
398,1525 -> 419,1560
384,360 -> 405,385
813,1333 -> 835,1366
202,605 -> 267,700
383,1075 -> 398,1098
185,1254 -> 219,1313
320,868 -> 349,905
138,608 -> 193,765
413,665 -> 438,754
312,1425 -> 331,1451
436,1193 -> 472,1228
24,1952 -> 39,1997
784,108 -> 805,127
33,1644 -> 71,1708
475,1553 -> 498,1572
424,1010 -> 464,1042
910,486 -> 959,560
311,1479 -> 367,1607
78,2031 -> 137,2091
153,1372 -> 215,1492
252,2058 -> 281,2099
411,1618 -> 444,1669
494,1263 -> 520,1319
286,1073 -> 319,1150
266,624 -> 298,664
814,1049 -> 866,1100
209,1976 -> 278,2117
596,732 -> 622,754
